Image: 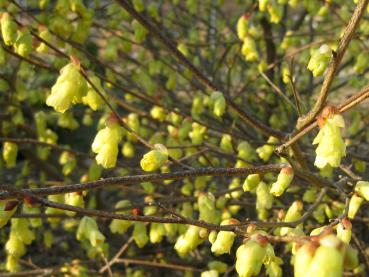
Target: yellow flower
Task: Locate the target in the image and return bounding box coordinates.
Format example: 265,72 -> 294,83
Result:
92,121 -> 123,168
211,219 -> 238,255
241,36 -> 259,62
237,14 -> 249,40
313,108 -> 346,169
2,142 -> 18,168
307,44 -> 331,77
235,235 -> 268,277
140,144 -> 168,172
82,75 -> 105,110
46,63 -> 87,113
1,13 -> 17,46
270,167 -> 294,197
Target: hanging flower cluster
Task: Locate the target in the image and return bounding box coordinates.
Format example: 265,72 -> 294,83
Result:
313,106 -> 346,169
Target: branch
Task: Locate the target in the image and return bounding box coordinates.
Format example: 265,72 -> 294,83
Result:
296,0 -> 369,129
0,165 -> 285,199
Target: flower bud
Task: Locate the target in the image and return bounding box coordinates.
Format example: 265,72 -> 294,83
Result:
5,234 -> 25,258
92,120 -> 123,168
14,30 -> 33,57
280,201 -> 303,236
174,225 -> 203,255
237,141 -> 256,162
82,74 -> 105,111
46,62 -> 87,113
211,218 -> 239,255
270,167 -> 294,196
336,218 -> 351,244
241,36 -> 259,62
237,14 -> 249,40
294,242 -> 316,277
198,192 -> 221,224
140,144 -> 168,172
354,181 -> 369,201
133,222 -> 148,248
306,234 -> 344,276
220,134 -> 233,153
2,142 -> 18,168
109,200 -> 132,234
6,255 -> 20,273
36,28 -> 52,53
265,257 -> 283,277
149,222 -> 166,243
313,107 -> 346,169
307,44 -> 331,77
77,216 -> 105,247
64,192 -> 84,216
348,194 -> 363,219
256,182 -> 273,210
235,236 -> 267,277
150,106 -> 166,121
1,13 -> 17,46
243,174 -> 261,191
256,136 -> 278,162
210,91 -> 226,117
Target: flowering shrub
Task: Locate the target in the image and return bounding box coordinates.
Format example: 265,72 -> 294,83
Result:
0,0 -> 369,276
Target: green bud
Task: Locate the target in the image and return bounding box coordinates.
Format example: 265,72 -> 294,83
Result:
220,134 -> 233,153
208,260 -> 227,273
5,234 -> 25,258
211,218 -> 238,255
237,141 -> 256,162
140,144 -> 168,172
174,225 -> 203,255
354,180 -> 369,201
149,222 -> 166,243
2,142 -> 18,168
82,74 -> 105,111
198,192 -> 221,224
64,192 -> 84,216
242,174 -> 260,191
6,255 -> 20,273
77,216 -> 105,247
336,218 -> 351,244
189,123 -> 207,145
256,136 -> 278,162
241,36 -> 259,62
256,182 -> 273,210
348,194 -> 363,219
109,200 -> 132,234
150,106 -> 166,121
270,167 -> 294,197
133,222 -> 148,248
14,31 -> 32,57
280,201 -> 303,236
210,91 -> 226,117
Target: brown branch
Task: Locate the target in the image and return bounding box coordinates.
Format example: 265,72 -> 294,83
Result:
0,165 -> 285,200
